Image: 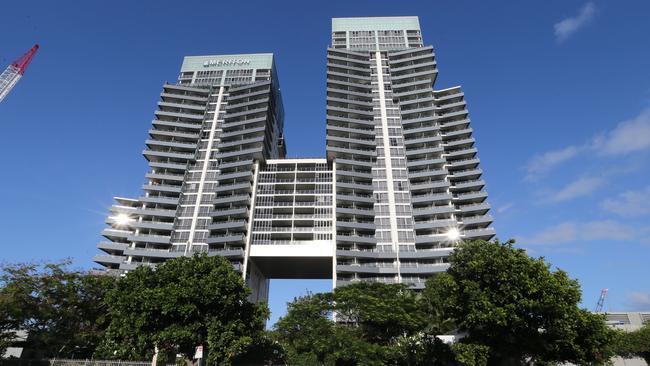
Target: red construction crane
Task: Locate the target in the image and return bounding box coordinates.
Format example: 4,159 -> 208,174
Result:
0,44 -> 39,103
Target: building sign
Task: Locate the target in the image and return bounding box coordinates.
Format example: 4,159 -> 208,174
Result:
203,59 -> 251,67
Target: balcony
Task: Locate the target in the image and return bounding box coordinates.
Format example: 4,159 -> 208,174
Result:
413,218 -> 457,230
215,194 -> 250,205
214,182 -> 252,193
447,157 -> 480,169
408,168 -> 448,180
410,192 -> 453,204
404,135 -> 442,146
149,128 -> 199,140
407,157 -> 446,168
127,233 -> 170,245
440,118 -> 470,130
336,193 -> 374,204
101,228 -> 131,240
123,247 -> 176,259
456,202 -> 491,215
93,254 -> 125,266
224,106 -> 268,120
460,215 -> 494,227
435,91 -> 464,103
442,127 -> 473,139
336,233 -> 376,244
451,179 -> 485,191
405,146 -> 444,157
138,195 -> 179,205
143,149 -> 194,162
336,263 -> 398,274
212,206 -> 248,217
415,233 -> 449,244
219,136 -> 265,149
449,168 -> 483,180
131,220 -> 174,231
327,145 -> 376,158
336,180 -> 373,191
97,241 -> 128,254
462,227 -> 496,240
334,157 -> 375,167
160,92 -> 207,103
207,234 -> 245,245
336,220 -> 375,230
336,248 -> 397,259
399,247 -> 454,259
443,138 -> 475,150
207,248 -> 245,258
409,180 -> 450,191
132,206 -> 178,218
336,205 -> 374,217
400,263 -> 449,274
210,220 -> 247,231
453,191 -> 488,204
145,139 -> 197,151
155,110 -> 204,121
148,161 -> 188,172
215,146 -> 264,160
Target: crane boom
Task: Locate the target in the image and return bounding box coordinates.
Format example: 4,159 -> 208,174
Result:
0,44 -> 39,103
595,288 -> 608,313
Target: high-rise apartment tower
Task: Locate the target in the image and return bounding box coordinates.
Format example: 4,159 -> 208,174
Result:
94,16 -> 494,299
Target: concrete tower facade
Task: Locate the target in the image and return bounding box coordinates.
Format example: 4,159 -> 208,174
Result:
327,17 -> 494,289
94,16 -> 494,299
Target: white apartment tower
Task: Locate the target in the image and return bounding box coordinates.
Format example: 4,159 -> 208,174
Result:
94,16 -> 494,299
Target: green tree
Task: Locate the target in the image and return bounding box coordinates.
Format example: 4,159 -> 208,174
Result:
613,324 -> 650,363
333,282 -> 427,344
273,293 -> 335,364
423,239 -> 616,366
274,283 -> 451,366
95,254 -> 273,365
0,260 -> 116,358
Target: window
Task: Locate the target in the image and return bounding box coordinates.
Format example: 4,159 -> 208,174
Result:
395,205 -> 412,215
397,231 -> 414,241
396,218 -> 413,228
374,192 -> 388,203
375,204 -> 389,214
372,169 -> 386,179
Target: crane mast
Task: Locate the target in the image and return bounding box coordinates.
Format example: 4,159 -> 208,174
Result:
595,288 -> 608,313
0,44 -> 39,103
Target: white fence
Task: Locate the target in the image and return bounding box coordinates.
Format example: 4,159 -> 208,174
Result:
49,360 -> 175,366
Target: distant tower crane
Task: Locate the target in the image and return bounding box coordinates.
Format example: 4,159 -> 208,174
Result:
595,288 -> 608,313
0,44 -> 39,103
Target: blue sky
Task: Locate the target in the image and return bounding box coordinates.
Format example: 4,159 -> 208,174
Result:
1,0 -> 649,326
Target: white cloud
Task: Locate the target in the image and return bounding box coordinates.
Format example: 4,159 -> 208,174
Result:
525,146 -> 582,179
526,222 -> 578,244
523,220 -> 636,245
496,202 -> 514,214
601,186 -> 650,217
524,107 -> 650,179
581,220 -> 637,241
593,108 -> 650,155
549,176 -> 604,202
625,292 -> 650,310
554,2 -> 596,42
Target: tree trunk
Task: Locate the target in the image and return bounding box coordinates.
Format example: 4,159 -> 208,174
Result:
151,345 -> 159,366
